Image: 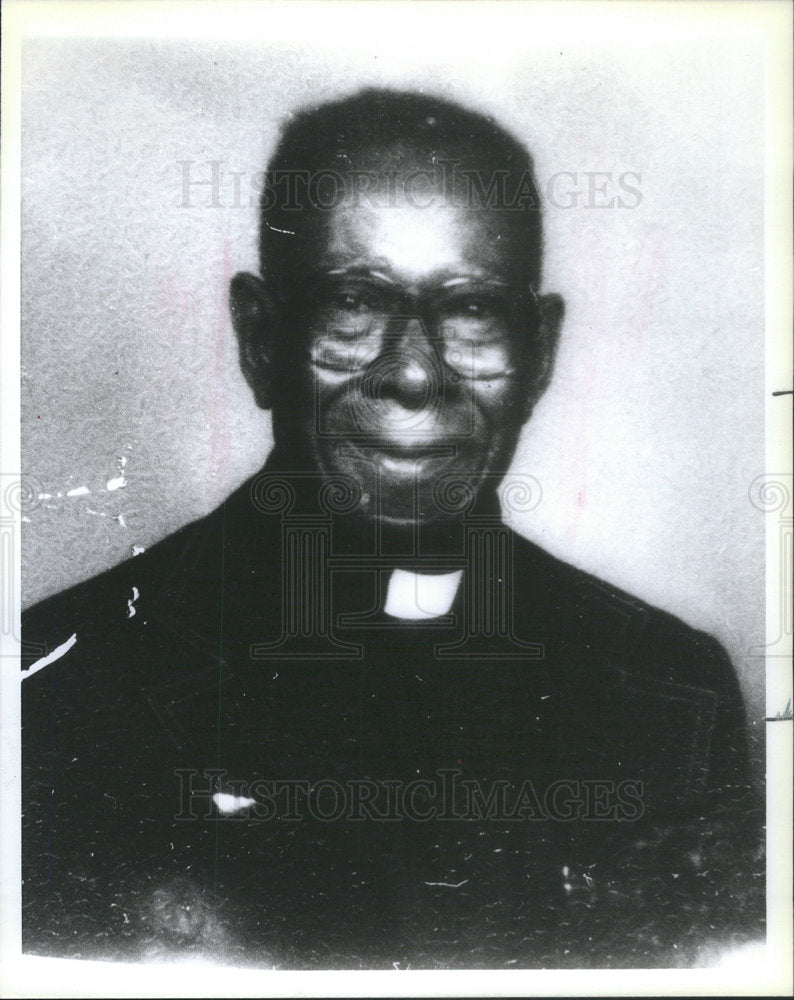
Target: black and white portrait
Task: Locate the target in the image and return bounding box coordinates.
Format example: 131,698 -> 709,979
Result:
4,1 -> 790,994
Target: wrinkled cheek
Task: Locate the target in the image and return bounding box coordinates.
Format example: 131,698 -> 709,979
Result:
283,370 -> 350,446
299,370 -> 353,437
468,383 -> 530,469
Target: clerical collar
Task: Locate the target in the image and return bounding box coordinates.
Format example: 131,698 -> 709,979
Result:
383,568 -> 463,621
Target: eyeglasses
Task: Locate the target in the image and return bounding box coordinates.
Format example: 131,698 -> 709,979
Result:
294,272 -> 541,380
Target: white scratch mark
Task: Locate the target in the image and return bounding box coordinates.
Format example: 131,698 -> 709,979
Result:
126,586 -> 140,618
107,455 -> 128,491
22,633 -> 77,679
37,493 -> 52,500
115,513 -> 127,528
66,486 -> 90,497
132,545 -> 146,557
424,879 -> 468,888
22,515 -> 30,523
212,792 -> 257,814
266,223 -> 295,236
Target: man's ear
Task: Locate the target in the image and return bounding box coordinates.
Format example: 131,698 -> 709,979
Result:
229,271 -> 279,410
522,291 -> 564,420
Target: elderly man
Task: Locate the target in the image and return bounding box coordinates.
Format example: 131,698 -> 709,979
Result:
22,89 -> 760,967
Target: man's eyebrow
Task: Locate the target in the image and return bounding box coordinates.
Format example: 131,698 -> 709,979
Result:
324,266 -> 398,285
321,266 -> 512,289
437,276 -> 511,290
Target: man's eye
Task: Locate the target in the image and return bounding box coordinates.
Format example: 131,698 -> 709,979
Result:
330,289 -> 377,313
441,296 -> 500,323
462,300 -> 486,316
336,293 -> 362,312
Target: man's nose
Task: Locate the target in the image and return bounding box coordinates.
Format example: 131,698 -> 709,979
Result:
362,316 -> 443,411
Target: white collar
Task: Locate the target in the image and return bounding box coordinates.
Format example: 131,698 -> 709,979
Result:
383,568 -> 463,621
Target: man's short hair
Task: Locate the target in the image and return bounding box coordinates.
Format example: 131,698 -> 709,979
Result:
259,88 -> 544,294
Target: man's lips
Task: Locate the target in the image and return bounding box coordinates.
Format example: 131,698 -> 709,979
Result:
375,441 -> 450,459
334,438 -> 458,475
379,452 -> 439,475
364,438 -> 457,459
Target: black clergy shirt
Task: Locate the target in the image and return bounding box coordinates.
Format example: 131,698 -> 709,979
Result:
21,456 -> 763,968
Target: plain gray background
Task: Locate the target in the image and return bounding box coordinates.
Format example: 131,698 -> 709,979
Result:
21,36 -> 765,751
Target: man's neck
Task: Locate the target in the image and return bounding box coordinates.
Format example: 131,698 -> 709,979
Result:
260,448 -> 505,564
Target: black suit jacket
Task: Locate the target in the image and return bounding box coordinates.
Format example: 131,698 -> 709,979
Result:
21,466 -> 762,967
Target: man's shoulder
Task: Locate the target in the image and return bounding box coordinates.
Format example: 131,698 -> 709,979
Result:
21,494 -> 232,670
509,527 -> 700,631
507,529 -> 738,696
508,530 -> 750,799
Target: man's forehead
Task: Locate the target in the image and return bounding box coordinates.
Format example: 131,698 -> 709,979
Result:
322,134 -> 458,174
304,186 -> 531,286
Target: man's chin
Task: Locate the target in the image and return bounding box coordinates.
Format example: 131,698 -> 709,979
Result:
361,506 -> 449,530
354,474 -> 495,530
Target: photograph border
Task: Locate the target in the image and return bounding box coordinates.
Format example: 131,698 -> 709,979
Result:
2,1 -> 791,996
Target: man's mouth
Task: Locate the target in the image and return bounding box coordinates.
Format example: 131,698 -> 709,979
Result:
322,437 -> 483,523
380,452 -> 436,475
356,439 -> 458,476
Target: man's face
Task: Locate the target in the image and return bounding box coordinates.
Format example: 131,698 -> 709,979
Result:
236,169 -> 559,528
